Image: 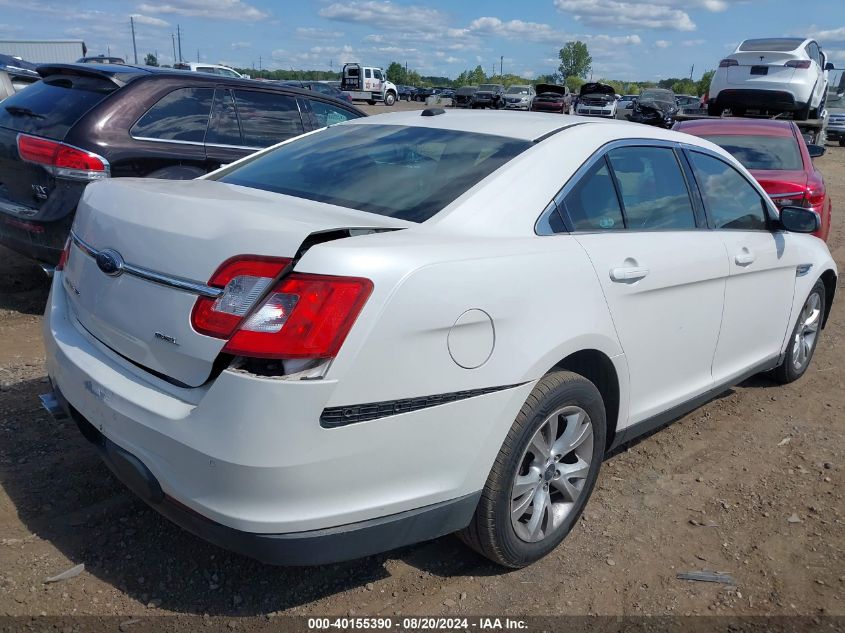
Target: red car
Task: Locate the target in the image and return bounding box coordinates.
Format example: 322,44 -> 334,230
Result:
673,118 -> 831,241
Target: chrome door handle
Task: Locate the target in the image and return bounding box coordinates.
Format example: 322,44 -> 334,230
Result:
735,250 -> 756,266
610,266 -> 649,282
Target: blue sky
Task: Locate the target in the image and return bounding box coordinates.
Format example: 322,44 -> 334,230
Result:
0,1 -> 843,80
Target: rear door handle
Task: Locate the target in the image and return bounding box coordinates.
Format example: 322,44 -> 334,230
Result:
609,266 -> 649,282
735,250 -> 756,266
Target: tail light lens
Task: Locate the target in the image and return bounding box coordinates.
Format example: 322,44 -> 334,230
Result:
17,134 -> 110,181
192,257 -> 372,360
719,58 -> 738,68
785,60 -> 812,69
55,237 -> 72,272
805,187 -> 825,208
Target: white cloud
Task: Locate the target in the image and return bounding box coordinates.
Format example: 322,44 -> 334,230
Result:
230,41 -> 251,49
319,1 -> 444,32
137,0 -> 268,22
655,39 -> 671,48
296,27 -> 344,39
554,0 -> 696,31
130,14 -> 169,27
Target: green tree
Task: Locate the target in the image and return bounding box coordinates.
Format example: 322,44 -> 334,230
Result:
671,78 -> 698,95
696,69 -> 715,96
144,53 -> 158,67
558,41 -> 592,80
386,61 -> 405,84
564,75 -> 585,93
468,65 -> 487,85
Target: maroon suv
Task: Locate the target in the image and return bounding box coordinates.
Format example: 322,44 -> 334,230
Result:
0,63 -> 364,264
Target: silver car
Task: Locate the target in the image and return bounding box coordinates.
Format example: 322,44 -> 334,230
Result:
504,85 -> 535,110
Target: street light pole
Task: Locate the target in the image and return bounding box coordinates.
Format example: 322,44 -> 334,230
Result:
500,55 -> 503,77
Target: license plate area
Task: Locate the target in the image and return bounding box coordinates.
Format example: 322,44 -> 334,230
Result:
750,66 -> 768,76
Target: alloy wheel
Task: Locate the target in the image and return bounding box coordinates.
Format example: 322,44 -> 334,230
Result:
510,405 -> 594,543
792,291 -> 822,371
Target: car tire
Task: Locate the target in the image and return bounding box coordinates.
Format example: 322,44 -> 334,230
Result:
384,91 -> 396,106
458,371 -> 606,568
794,103 -> 811,121
144,165 -> 206,180
367,100 -> 376,106
839,139 -> 845,147
707,102 -> 723,117
772,280 -> 826,384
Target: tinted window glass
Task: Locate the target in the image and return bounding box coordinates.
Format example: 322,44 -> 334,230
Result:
0,74 -> 116,138
310,100 -> 359,128
131,87 -> 213,142
700,134 -> 803,171
196,66 -> 216,74
738,38 -> 803,52
233,90 -> 303,147
688,151 -> 768,230
563,159 -> 625,231
365,69 -> 372,79
373,69 -> 383,80
607,146 -> 695,230
308,83 -> 335,96
206,89 -> 241,146
217,124 -> 530,222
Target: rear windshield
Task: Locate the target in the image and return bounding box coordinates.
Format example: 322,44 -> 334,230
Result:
739,38 -> 804,52
479,84 -> 499,91
217,124 -> 530,222
0,74 -> 115,138
701,134 -> 804,171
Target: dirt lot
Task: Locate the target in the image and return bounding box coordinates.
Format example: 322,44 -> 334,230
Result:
0,134 -> 843,627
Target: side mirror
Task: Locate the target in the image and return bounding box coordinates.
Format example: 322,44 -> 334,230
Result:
807,144 -> 826,158
779,206 -> 820,233
825,62 -> 835,71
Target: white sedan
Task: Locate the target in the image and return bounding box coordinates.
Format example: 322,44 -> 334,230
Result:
42,109 -> 837,568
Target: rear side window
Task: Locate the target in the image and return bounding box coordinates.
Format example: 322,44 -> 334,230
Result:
131,87 -> 214,142
688,151 -> 768,231
310,100 -> 359,128
216,124 -> 530,222
700,134 -> 803,171
233,90 -> 303,147
562,159 -> 625,231
607,146 -> 696,230
0,74 -> 116,138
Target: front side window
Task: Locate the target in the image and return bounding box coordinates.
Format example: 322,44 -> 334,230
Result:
131,87 -> 214,142
216,124 -> 530,222
310,100 -> 360,128
233,90 -> 304,147
607,146 -> 696,230
562,158 -> 625,231
365,69 -> 372,79
206,89 -> 241,146
373,69 -> 383,80
688,151 -> 768,231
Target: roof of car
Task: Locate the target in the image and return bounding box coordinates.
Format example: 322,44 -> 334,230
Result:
674,118 -> 797,138
346,109 -> 645,142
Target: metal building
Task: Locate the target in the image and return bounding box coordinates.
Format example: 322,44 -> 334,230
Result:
0,40 -> 87,64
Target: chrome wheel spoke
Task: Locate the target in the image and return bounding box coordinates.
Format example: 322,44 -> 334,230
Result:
529,430 -> 551,460
512,471 -> 540,500
558,456 -> 590,482
553,412 -> 591,455
525,488 -> 549,540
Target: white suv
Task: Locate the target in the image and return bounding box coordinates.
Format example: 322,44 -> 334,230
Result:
709,37 -> 832,120
173,62 -> 247,79
42,111 -> 836,568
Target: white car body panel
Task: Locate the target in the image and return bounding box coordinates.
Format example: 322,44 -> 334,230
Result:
42,110 -> 837,558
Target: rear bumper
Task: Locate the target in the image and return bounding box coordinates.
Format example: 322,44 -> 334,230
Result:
47,388 -> 479,565
713,89 -> 803,110
0,214 -> 71,264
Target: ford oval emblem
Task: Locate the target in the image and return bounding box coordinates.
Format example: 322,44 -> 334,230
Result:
95,249 -> 124,276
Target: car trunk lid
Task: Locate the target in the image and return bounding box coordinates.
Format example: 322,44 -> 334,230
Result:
727,52 -> 797,83
62,178 -> 407,387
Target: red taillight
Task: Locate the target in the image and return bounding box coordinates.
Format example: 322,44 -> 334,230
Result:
224,274 -> 373,359
719,58 -> 738,68
17,133 -> 109,180
785,60 -> 812,69
806,187 -> 825,208
56,237 -> 71,272
191,256 -> 372,360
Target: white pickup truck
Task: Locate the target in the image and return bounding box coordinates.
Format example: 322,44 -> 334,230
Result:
341,63 -> 397,106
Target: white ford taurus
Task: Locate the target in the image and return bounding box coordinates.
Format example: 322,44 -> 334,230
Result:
42,109 -> 837,568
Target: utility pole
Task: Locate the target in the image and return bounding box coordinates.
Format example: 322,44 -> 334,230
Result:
130,17 -> 138,64
197,49 -> 199,62
177,24 -> 183,62
689,63 -> 695,79
259,55 -> 262,71
171,33 -> 176,64
500,55 -> 503,77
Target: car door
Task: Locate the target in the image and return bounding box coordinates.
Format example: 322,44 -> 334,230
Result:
558,143 -> 728,423
685,149 -> 797,384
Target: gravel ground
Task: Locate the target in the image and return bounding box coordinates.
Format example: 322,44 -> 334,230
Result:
0,132 -> 843,628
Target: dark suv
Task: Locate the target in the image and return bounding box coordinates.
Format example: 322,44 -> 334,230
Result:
0,63 -> 365,264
